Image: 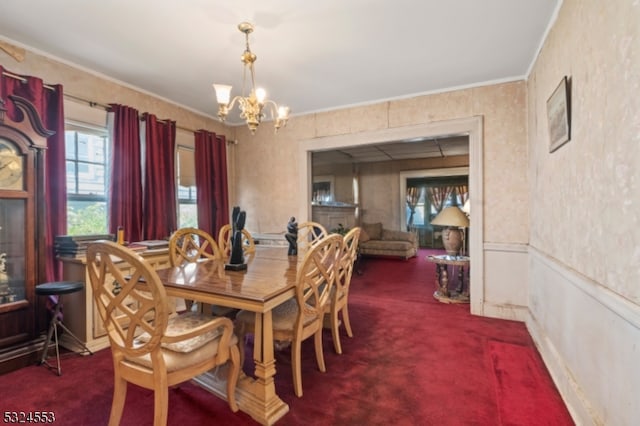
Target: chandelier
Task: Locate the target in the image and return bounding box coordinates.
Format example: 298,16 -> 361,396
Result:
213,22 -> 290,134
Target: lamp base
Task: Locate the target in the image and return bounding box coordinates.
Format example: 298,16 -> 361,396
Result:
442,228 -> 463,257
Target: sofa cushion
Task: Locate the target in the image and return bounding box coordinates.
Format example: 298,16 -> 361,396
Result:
359,227 -> 370,243
362,222 -> 382,240
360,239 -> 414,251
382,229 -> 416,243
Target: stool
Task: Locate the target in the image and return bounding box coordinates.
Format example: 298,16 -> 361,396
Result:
36,281 -> 93,375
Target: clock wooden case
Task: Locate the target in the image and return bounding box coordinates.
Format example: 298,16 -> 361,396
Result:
0,95 -> 54,373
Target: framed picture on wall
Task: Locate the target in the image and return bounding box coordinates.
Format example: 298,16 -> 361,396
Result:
547,76 -> 571,153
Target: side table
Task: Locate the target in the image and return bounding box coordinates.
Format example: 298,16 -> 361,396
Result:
426,255 -> 470,304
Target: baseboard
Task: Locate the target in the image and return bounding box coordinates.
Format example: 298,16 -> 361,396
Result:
0,336 -> 46,374
60,334 -> 109,353
482,302 -> 528,321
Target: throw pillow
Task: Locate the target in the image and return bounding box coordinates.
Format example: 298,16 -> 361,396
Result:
359,228 -> 370,243
362,222 -> 382,240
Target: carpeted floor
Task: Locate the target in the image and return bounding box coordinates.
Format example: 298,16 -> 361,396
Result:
0,249 -> 574,425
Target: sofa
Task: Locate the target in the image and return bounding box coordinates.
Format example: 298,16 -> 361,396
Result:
358,222 -> 418,259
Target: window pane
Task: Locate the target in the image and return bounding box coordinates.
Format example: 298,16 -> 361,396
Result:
65,125 -> 108,236
64,132 -> 76,159
77,134 -> 89,161
67,200 -> 107,235
179,203 -> 198,228
414,205 -> 425,225
66,161 -> 77,193
87,135 -> 106,163
178,186 -> 191,199
77,163 -> 106,195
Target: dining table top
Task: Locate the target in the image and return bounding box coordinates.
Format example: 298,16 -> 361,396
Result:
155,245 -> 304,312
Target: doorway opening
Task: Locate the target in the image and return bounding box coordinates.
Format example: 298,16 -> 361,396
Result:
299,117 -> 484,315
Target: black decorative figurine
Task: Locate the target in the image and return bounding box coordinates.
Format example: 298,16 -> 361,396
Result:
284,216 -> 298,256
225,206 -> 248,270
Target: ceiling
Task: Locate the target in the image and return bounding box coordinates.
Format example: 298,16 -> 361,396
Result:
0,1 -> 559,125
312,135 -> 469,165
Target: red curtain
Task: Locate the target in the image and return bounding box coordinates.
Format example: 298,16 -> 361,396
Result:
108,104 -> 143,243
142,113 -> 177,240
194,130 -> 229,238
0,66 -> 66,282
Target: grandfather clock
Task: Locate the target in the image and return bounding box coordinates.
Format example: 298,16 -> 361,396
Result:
0,95 -> 54,373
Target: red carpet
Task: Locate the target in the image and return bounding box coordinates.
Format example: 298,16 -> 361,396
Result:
0,249 -> 573,425
487,341 -> 573,426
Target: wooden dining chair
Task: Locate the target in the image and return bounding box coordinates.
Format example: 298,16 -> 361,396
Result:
296,221 -> 328,254
325,227 -> 361,354
169,227 -> 223,266
217,224 -> 232,259
86,240 -> 240,426
218,224 -> 256,259
235,233 -> 343,397
169,227 -> 234,316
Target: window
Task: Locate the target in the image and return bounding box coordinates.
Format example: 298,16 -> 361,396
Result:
65,124 -> 109,235
406,176 -> 468,228
177,146 -> 197,228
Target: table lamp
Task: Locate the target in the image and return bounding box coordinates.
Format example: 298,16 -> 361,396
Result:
431,206 -> 470,257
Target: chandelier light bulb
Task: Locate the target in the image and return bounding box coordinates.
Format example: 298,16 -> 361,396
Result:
278,106 -> 290,120
255,88 -> 266,104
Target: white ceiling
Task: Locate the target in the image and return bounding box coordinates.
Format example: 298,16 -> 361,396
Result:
0,0 -> 559,125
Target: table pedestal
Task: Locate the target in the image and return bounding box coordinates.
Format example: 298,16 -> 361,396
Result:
427,255 -> 470,304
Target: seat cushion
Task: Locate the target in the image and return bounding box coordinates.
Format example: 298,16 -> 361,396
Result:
125,334 -> 238,373
236,298 -> 316,332
136,312 -> 224,353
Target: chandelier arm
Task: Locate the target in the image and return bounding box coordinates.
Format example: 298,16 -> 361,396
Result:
262,100 -> 280,120
227,95 -> 242,111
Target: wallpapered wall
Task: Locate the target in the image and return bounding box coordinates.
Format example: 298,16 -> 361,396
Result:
0,42 -> 530,248
528,0 -> 640,304
0,50 -> 224,136
525,1 -> 640,423
233,81 -> 529,244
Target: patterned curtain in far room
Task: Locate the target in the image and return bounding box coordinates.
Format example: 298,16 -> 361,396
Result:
107,104 -> 143,243
141,113 -> 177,240
0,65 -> 66,281
456,184 -> 469,206
406,186 -> 421,231
427,186 -> 454,214
194,130 -> 229,239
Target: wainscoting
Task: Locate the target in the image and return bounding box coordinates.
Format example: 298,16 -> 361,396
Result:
526,247 -> 640,426
481,242 -> 529,321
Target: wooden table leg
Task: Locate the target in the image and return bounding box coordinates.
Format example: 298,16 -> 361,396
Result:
193,310 -> 289,425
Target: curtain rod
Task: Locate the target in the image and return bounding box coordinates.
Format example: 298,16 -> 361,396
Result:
65,93 -> 198,134
2,71 -> 201,134
2,71 -> 56,91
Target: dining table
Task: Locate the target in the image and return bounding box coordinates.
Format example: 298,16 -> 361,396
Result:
154,245 -> 302,425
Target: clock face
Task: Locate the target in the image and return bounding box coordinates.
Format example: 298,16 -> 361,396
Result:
0,138 -> 23,190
